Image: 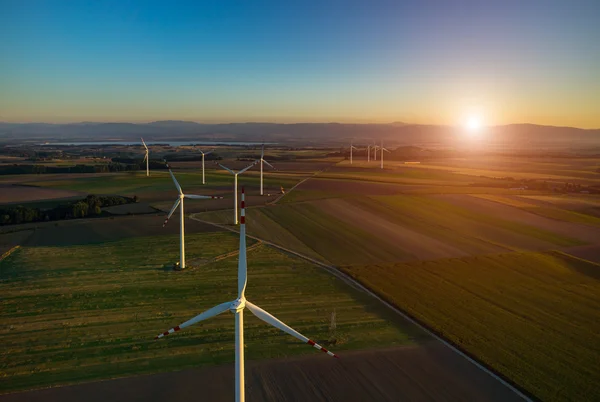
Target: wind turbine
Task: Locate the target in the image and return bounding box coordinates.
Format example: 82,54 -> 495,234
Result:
367,144 -> 371,162
380,140 -> 391,169
373,144 -> 380,161
257,144 -> 275,196
163,161 -> 223,269
350,141 -> 358,164
196,148 -> 214,185
217,161 -> 258,224
154,188 -> 338,402
141,138 -> 149,177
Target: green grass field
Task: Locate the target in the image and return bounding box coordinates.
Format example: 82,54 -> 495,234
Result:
341,251 -> 600,402
0,232 -> 425,393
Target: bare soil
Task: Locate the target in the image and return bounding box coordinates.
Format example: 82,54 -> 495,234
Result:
0,184 -> 84,204
8,214 -> 223,247
299,178 -> 416,195
0,342 -> 524,402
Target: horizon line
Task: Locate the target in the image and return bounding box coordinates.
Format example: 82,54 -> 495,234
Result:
1,120 -> 599,131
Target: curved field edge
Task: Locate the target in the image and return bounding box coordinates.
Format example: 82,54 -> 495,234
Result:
339,251 -> 600,402
0,233 -> 425,394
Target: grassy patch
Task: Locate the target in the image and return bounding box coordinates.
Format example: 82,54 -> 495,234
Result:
0,233 -> 424,393
341,251 -> 600,402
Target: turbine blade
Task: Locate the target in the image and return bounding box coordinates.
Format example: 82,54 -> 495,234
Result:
238,187 -> 247,297
204,151 -> 213,156
261,144 -> 264,159
217,163 -> 236,175
165,164 -> 183,194
238,161 -> 258,174
143,153 -> 148,162
141,137 -> 148,150
163,198 -> 181,227
383,148 -> 391,153
154,301 -> 232,339
245,301 -> 338,358
185,194 -> 223,200
263,160 -> 275,170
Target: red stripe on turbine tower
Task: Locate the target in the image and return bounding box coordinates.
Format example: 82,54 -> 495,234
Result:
307,340 -> 316,346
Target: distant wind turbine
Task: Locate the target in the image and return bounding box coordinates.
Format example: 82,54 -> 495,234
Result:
257,145 -> 275,196
373,144 -> 380,161
217,161 -> 258,224
141,138 -> 149,177
350,141 -> 358,164
380,140 -> 391,169
196,148 -> 214,185
367,144 -> 371,162
163,161 -> 223,269
154,188 -> 338,402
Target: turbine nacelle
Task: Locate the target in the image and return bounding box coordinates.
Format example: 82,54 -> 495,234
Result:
230,297 -> 246,313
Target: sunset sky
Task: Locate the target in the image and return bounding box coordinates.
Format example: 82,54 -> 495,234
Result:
1,0 -> 599,128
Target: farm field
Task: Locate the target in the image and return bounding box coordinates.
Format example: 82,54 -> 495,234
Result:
0,343 -> 523,402
0,214 -> 221,248
471,194 -> 600,225
0,184 -> 84,204
5,168 -> 303,208
0,231 -> 426,394
340,251 -> 600,402
197,191 -> 591,266
344,155 -> 600,184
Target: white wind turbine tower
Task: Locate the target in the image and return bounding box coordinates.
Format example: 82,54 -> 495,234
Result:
380,140 -> 391,169
367,144 -> 371,162
196,148 -> 214,185
162,161 -> 223,269
217,161 -> 258,224
257,144 -> 275,196
141,138 -> 149,177
373,143 -> 380,161
350,141 -> 358,164
155,188 -> 338,402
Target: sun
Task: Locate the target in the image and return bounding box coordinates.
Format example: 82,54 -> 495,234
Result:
465,115 -> 482,133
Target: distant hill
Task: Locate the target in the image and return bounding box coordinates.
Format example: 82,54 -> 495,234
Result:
0,121 -> 598,147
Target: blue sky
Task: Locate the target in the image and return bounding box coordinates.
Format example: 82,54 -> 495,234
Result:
1,0 -> 599,127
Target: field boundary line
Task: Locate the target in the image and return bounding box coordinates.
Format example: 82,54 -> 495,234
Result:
268,161 -> 336,205
186,240 -> 263,267
268,176 -> 313,205
189,214 -> 533,402
0,245 -> 21,262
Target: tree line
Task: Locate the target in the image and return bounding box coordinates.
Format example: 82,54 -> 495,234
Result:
0,194 -> 137,225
